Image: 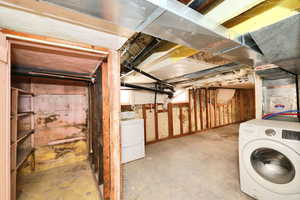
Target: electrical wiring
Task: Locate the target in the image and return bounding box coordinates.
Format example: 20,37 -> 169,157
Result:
263,110 -> 300,119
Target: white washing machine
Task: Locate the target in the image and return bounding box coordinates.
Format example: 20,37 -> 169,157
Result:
239,119 -> 300,200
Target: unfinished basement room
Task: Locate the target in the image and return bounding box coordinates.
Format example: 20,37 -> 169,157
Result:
0,1 -> 300,200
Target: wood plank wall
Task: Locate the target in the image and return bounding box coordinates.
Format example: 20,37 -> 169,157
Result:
121,88 -> 255,144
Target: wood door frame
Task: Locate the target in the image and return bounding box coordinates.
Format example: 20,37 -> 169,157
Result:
0,33 -> 11,200
102,51 -> 121,200
1,31 -> 121,200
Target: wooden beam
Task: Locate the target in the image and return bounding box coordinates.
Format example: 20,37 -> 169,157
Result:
102,51 -> 121,200
0,33 -> 10,200
205,0 -> 265,24
3,29 -> 109,55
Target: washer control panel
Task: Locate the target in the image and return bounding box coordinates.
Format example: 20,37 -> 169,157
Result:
282,130 -> 300,141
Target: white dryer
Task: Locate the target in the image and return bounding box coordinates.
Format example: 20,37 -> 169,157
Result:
239,119 -> 300,200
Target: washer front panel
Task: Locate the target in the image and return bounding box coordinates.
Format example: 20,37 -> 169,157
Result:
242,139 -> 300,194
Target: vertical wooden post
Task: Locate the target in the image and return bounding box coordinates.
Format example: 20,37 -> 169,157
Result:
188,90 -> 192,133
205,89 -> 209,129
198,89 -> 203,130
168,103 -> 174,138
154,104 -> 159,141
102,51 -> 121,200
179,106 -> 183,135
0,33 -> 10,200
142,105 -> 147,144
193,89 -> 198,131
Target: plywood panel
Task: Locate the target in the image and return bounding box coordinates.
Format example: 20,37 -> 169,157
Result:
145,109 -> 156,142
11,43 -> 102,74
157,112 -> 169,139
182,106 -> 189,134
173,107 -> 181,136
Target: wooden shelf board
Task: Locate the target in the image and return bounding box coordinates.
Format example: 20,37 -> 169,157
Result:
16,148 -> 34,170
17,112 -> 35,117
11,87 -> 35,96
10,112 -> 35,118
17,129 -> 35,144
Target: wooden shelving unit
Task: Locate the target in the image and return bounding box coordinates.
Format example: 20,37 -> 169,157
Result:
10,87 -> 35,200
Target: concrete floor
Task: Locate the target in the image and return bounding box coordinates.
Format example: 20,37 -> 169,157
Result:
18,161 -> 100,200
123,124 -> 254,200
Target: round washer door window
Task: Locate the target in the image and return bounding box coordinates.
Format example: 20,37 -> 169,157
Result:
251,148 -> 295,184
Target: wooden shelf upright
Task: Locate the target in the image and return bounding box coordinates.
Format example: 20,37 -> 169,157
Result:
10,87 -> 35,200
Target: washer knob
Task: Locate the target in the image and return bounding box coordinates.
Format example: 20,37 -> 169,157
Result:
265,129 -> 276,136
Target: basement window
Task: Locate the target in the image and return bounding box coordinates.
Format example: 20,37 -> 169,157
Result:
172,90 -> 188,103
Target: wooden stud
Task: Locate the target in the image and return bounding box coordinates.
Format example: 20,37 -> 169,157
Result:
154,105 -> 159,142
188,90 -> 192,134
213,89 -> 217,127
179,106 -> 183,135
205,89 -> 209,129
142,105 -> 147,144
193,89 -> 198,131
168,103 -> 174,138
198,89 -> 203,131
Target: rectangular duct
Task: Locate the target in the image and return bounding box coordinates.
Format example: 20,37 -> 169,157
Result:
42,0 -> 263,66
251,14 -> 300,74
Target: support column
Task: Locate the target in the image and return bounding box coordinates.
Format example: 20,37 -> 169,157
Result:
102,51 -> 121,200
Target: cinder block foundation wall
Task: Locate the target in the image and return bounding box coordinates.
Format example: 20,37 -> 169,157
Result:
122,88 -> 255,144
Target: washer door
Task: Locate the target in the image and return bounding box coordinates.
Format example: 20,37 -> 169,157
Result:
242,139 -> 300,194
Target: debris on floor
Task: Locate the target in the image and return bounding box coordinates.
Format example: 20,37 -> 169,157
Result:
17,161 -> 100,200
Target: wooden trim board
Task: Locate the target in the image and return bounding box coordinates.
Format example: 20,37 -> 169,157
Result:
0,33 -> 11,200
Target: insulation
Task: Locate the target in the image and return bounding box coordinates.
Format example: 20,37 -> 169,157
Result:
173,106 -> 181,136
145,109 -> 156,142
157,112 -> 169,139
182,107 -> 190,134
216,89 -> 236,105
